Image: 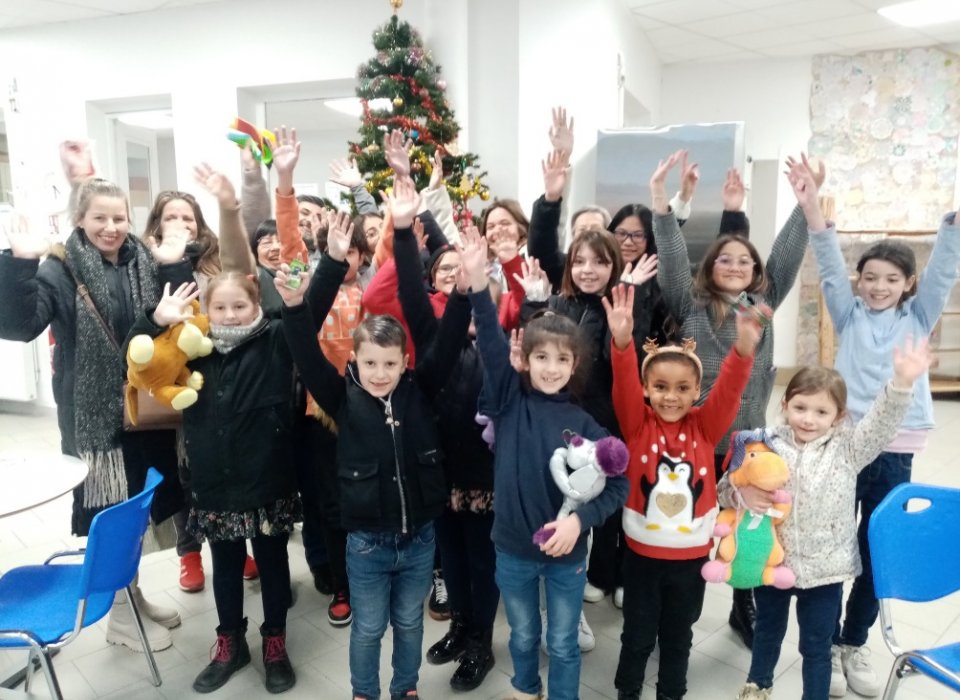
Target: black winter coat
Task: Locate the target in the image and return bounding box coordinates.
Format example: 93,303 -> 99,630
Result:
284,253 -> 466,532
392,222 -> 493,493
0,242 -> 194,534
125,312 -> 301,513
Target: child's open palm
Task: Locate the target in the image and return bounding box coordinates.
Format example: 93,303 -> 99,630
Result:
383,176 -> 421,229
509,328 -> 525,372
542,149 -> 569,202
601,283 -> 635,350
512,257 -> 549,302
456,224 -> 488,291
892,335 -> 933,389
326,211 -> 354,262
151,282 -> 200,327
329,157 -> 363,188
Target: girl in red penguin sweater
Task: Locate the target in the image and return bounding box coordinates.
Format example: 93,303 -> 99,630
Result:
603,283 -> 762,700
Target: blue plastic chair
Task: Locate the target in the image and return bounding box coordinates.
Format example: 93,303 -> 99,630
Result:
0,468 -> 164,699
868,481 -> 960,700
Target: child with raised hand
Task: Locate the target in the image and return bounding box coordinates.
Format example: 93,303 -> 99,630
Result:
603,283 -> 761,700
651,149 -> 815,648
460,225 -> 628,700
128,166 -> 306,692
792,156 -> 960,695
280,175 -> 463,700
726,338 -> 932,700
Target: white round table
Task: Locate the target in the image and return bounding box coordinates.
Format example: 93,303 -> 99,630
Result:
0,453 -> 88,518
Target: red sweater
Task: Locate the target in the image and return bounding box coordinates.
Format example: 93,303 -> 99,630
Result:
612,340 -> 753,560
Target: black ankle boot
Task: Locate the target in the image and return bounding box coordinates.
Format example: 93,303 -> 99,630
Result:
450,633 -> 495,691
729,588 -> 756,650
427,614 -> 468,665
193,619 -> 251,693
261,624 -> 296,693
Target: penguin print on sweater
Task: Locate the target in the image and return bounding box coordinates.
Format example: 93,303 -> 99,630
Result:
640,453 -> 703,531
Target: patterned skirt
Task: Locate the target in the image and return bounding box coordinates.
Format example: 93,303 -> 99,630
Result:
188,495 -> 302,543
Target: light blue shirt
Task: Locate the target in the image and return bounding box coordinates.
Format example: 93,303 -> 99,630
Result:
809,214 -> 960,430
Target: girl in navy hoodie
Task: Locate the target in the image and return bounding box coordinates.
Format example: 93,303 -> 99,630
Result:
459,227 -> 628,700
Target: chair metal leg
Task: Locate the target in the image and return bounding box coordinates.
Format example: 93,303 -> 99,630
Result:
882,653 -> 909,700
124,585 -> 162,687
22,648 -> 34,693
36,647 -> 63,700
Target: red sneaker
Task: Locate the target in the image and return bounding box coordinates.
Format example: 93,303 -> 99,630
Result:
179,552 -> 205,592
328,590 -> 352,627
243,555 -> 259,581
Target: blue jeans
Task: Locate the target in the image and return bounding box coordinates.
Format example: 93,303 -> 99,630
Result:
835,451 -> 913,647
346,523 -> 435,700
749,584 -> 843,700
495,548 -> 586,700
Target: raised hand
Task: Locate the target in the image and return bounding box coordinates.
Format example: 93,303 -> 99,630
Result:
892,335 -> 933,389
511,257 -> 550,302
621,253 -> 658,286
383,176 -> 421,229
428,149 -> 445,191
787,154 -> 826,188
509,327 -> 525,372
733,303 -> 769,357
542,149 -> 569,203
455,223 -> 489,291
722,168 -> 745,211
193,162 -> 237,208
273,125 -> 301,195
326,211 -> 354,262
329,157 -> 363,189
274,262 -> 312,307
3,214 -> 51,260
59,140 -> 95,184
240,140 -> 259,173
679,151 -> 700,202
412,217 -> 427,251
384,129 -> 413,177
147,224 -> 189,264
548,106 -> 574,155
650,150 -> 686,212
151,282 -> 200,327
601,283 -> 635,350
785,153 -> 825,230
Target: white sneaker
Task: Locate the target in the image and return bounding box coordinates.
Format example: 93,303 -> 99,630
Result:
132,585 -> 181,629
841,644 -> 881,697
106,593 -> 172,652
539,609 -> 595,653
736,682 -> 771,699
830,645 -> 847,697
613,586 -> 624,609
583,582 -> 605,603
578,611 -> 595,652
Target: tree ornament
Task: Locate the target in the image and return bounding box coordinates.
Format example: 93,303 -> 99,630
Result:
393,95 -> 404,108
366,143 -> 380,153
410,128 -> 419,140
411,162 -> 422,173
480,189 -> 491,201
437,78 -> 447,90
390,0 -> 403,12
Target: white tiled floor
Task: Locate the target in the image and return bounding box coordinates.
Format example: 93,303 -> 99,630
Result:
1,397 -> 959,700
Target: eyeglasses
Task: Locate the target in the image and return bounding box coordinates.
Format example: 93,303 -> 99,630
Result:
436,264 -> 460,274
256,234 -> 279,248
715,255 -> 755,269
613,229 -> 645,242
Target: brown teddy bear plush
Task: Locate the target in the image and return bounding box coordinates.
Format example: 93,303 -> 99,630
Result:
125,300 -> 212,426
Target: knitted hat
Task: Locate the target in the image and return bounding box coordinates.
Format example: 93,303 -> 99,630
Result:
425,243 -> 456,283
640,337 -> 703,380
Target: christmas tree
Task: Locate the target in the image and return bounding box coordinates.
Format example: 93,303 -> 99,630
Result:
349,9 -> 489,226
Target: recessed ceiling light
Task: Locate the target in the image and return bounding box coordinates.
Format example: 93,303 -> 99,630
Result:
115,110 -> 174,130
878,0 -> 960,27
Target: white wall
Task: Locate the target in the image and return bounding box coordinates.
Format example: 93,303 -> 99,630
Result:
661,57 -> 814,368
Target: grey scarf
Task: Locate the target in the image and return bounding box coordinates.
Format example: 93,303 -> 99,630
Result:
210,309 -> 265,354
65,229 -> 160,508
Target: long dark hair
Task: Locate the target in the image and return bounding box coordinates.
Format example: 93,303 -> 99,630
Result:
608,203 -> 655,256
694,234 -> 767,327
144,191 -> 221,277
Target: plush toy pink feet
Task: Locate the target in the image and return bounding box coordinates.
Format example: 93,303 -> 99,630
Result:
701,560 -> 728,584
